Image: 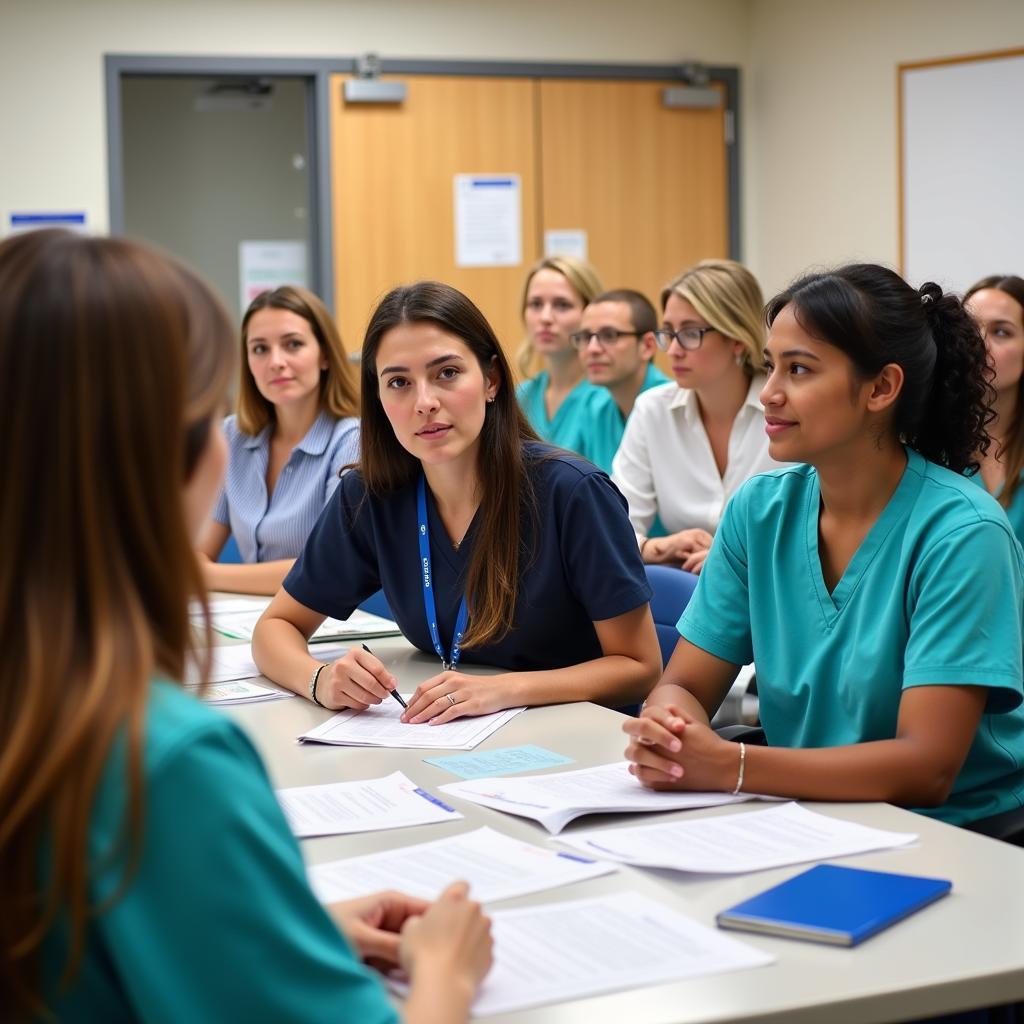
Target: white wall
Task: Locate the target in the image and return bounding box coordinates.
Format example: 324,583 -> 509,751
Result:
2,0 -> 1022,298
746,0 -> 1024,295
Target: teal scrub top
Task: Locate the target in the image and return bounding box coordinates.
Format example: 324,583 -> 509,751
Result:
968,469 -> 1024,552
516,372 -> 624,472
638,361 -> 671,396
679,448 -> 1024,826
44,681 -> 397,1024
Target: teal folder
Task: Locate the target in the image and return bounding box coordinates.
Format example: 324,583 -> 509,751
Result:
716,863 -> 952,947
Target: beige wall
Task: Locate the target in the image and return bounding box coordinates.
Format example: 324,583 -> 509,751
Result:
0,0 -> 749,241
746,0 -> 1024,295
1,0 -> 1021,298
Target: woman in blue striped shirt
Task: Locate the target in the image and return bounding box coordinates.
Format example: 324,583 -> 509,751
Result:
198,285 -> 360,594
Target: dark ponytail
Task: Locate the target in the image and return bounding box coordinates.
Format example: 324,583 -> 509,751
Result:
766,264 -> 993,474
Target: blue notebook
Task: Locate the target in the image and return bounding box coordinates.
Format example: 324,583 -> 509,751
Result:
716,863 -> 951,947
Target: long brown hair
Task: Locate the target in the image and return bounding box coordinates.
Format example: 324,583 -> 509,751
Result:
361,282 -> 538,648
236,284 -> 359,435
0,230 -> 234,1017
965,275 -> 1024,507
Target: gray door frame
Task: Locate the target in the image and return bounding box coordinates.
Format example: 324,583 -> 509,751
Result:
106,55 -> 742,314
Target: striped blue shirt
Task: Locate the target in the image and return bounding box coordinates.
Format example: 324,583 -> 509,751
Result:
213,411 -> 360,562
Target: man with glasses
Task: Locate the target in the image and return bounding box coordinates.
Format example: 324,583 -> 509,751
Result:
573,290 -> 670,421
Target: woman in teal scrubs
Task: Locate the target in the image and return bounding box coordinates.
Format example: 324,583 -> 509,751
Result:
624,264 -> 1024,829
0,230 -> 490,1022
515,255 -> 624,471
965,274 -> 1024,547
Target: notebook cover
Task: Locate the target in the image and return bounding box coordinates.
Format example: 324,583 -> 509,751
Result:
716,863 -> 951,947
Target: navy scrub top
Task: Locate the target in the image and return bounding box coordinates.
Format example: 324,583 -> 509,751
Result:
284,444 -> 652,671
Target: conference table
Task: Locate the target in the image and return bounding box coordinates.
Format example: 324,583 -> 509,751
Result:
220,630 -> 1024,1024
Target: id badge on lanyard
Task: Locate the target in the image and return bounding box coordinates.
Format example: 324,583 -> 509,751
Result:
417,474 -> 468,671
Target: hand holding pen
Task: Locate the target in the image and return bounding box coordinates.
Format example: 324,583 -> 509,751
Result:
314,644 -> 404,711
362,644 -> 408,710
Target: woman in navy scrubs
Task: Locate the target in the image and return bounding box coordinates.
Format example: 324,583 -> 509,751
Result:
253,282 -> 661,721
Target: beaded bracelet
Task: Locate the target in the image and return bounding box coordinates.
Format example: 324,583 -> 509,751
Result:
309,663 -> 328,708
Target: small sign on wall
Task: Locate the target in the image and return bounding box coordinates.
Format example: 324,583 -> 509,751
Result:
8,212 -> 87,235
544,229 -> 588,262
453,175 -> 522,268
239,240 -> 308,312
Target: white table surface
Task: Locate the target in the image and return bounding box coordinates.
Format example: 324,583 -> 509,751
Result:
220,632 -> 1024,1024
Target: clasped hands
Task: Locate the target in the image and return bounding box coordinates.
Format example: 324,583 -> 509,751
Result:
623,703 -> 738,791
329,881 -> 492,981
319,646 -> 512,723
642,528 -> 712,574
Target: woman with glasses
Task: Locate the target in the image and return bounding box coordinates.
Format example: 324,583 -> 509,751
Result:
611,259 -> 777,573
515,256 -> 625,471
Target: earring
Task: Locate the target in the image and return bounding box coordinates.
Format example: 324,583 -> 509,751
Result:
486,396 -> 495,404
735,353 -> 744,367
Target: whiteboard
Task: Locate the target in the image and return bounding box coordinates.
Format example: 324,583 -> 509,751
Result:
901,50 -> 1024,293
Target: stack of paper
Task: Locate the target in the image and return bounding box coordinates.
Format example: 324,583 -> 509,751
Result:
389,891 -> 773,1016
299,700 -> 525,751
188,638 -> 352,688
276,771 -> 462,838
211,606 -> 402,643
440,761 -> 754,833
308,826 -> 616,904
554,802 -> 919,873
194,680 -> 293,705
190,596 -> 269,619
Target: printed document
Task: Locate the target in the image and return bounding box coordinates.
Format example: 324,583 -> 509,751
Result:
276,771 -> 462,838
390,891 -> 773,1016
555,802 -> 918,873
299,700 -> 525,751
440,761 -> 753,833
308,826 -> 615,905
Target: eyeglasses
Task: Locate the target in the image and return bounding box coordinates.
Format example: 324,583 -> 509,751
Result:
653,326 -> 718,351
569,328 -> 641,350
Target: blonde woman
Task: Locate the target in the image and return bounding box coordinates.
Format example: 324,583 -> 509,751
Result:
515,256 -> 623,471
198,285 -> 360,595
612,259 -> 777,573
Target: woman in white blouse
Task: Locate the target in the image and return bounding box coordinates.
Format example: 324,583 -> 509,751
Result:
611,259 -> 776,573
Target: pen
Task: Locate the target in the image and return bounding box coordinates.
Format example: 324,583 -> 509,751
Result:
362,644 -> 407,708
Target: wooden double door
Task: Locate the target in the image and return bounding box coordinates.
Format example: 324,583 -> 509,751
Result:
330,73 -> 729,367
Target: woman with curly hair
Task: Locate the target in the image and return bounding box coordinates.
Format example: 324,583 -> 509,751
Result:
965,274 -> 1024,547
624,264 -> 1024,829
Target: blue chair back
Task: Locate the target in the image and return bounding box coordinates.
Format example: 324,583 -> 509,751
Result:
645,564 -> 699,669
358,589 -> 394,620
617,565 -> 699,717
218,534 -> 243,564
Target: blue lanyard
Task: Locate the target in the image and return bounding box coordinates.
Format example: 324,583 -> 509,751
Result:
417,474 -> 469,671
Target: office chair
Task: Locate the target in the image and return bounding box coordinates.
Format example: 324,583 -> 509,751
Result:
358,589 -> 394,620
217,534 -> 243,564
645,564 -> 699,669
616,566 -> 699,717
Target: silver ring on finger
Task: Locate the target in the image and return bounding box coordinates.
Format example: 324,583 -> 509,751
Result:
446,692 -> 458,707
